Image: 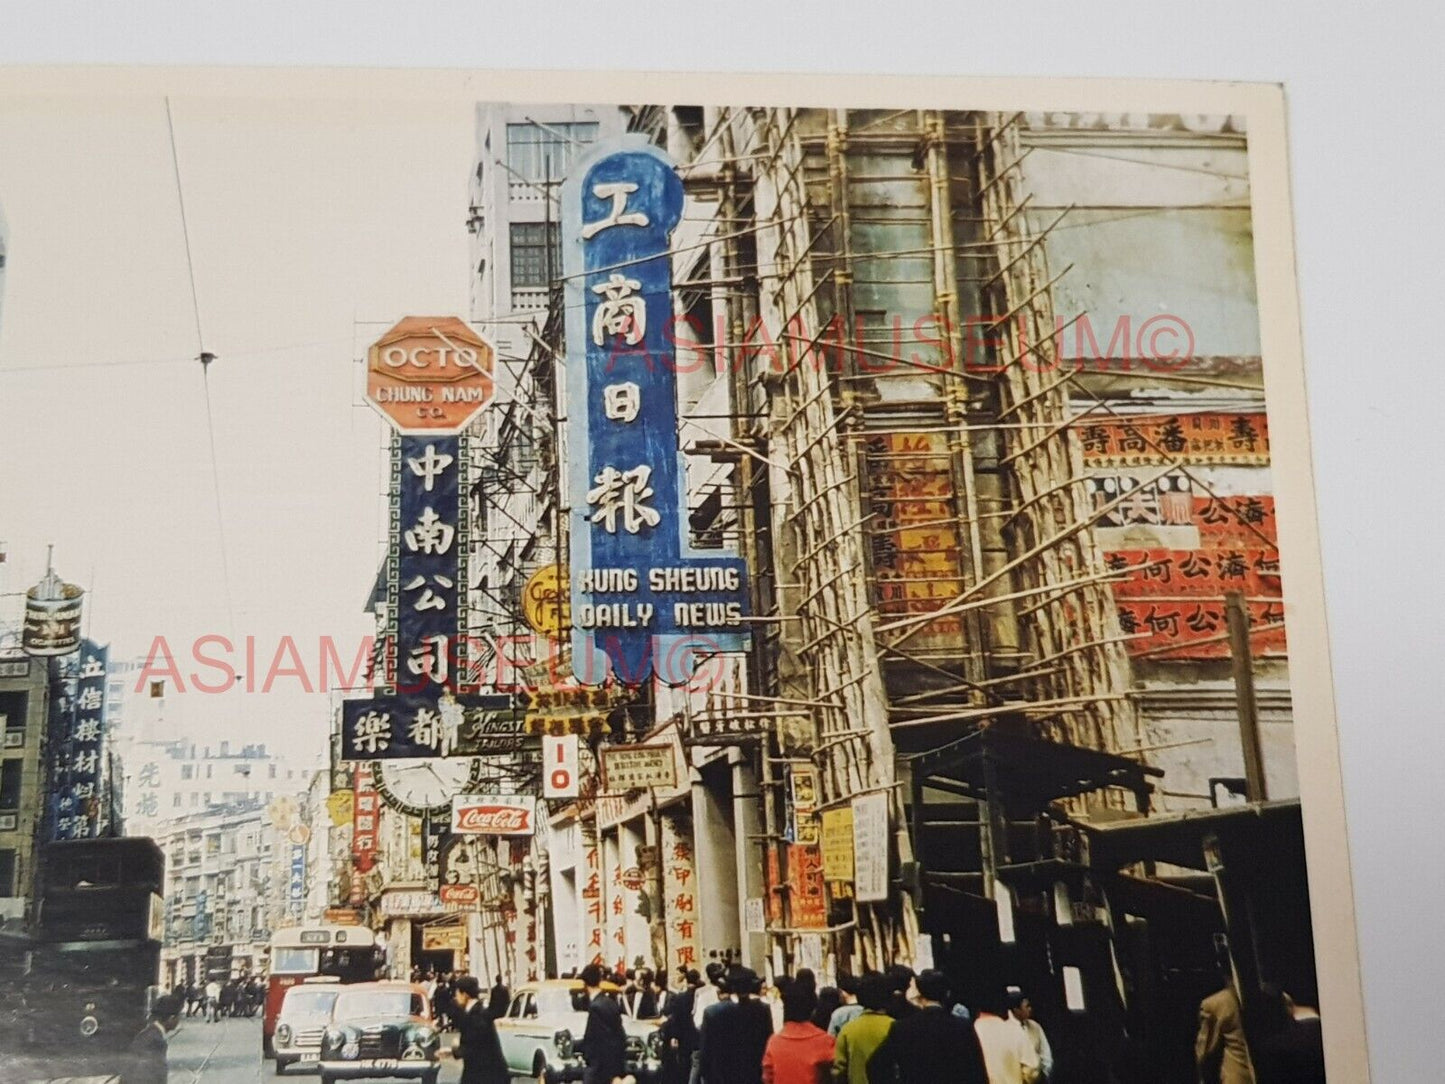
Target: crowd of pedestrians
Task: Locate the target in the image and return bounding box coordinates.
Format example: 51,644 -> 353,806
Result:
174,975 -> 263,1022
555,958 -> 1054,1084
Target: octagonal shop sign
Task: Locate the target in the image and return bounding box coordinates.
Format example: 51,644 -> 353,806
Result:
366,315 -> 495,434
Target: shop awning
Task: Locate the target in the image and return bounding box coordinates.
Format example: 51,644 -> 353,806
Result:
1073,798 -> 1302,872
901,723 -> 1162,813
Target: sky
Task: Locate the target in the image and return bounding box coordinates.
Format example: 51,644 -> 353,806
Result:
0,86 -> 476,760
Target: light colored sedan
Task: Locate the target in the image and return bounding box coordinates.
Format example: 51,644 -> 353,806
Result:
273,982 -> 341,1074
495,980 -> 664,1083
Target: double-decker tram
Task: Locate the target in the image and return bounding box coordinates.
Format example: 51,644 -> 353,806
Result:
263,923 -> 383,1057
0,838 -> 166,1075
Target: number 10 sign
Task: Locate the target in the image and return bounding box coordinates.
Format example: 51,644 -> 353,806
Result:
543,734 -> 580,799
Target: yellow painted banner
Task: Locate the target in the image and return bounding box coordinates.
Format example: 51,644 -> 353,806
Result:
820,807 -> 855,882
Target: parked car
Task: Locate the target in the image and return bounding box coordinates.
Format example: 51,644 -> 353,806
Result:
273,980 -> 341,1074
317,982 -> 441,1084
494,979 -> 664,1083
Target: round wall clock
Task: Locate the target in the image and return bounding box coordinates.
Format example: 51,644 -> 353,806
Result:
373,757 -> 484,817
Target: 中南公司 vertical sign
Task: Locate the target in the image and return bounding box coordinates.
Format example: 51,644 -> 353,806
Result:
388,432 -> 468,701
563,137 -> 750,685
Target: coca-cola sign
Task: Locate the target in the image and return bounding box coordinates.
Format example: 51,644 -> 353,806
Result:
450,794 -> 535,836
439,884 -> 480,907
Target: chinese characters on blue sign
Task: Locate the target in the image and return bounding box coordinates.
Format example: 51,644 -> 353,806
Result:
339,433 -> 518,761
341,434 -> 469,760
563,138 -> 750,685
49,640 -> 107,839
289,843 -> 307,921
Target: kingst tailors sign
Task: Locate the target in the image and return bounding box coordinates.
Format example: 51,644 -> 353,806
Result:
563,137 -> 750,686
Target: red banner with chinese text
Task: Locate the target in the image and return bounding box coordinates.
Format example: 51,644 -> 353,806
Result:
866,430 -> 966,653
1079,412 -> 1271,467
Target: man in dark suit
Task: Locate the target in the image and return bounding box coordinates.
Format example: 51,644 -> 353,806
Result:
123,993 -> 182,1084
697,967 -> 773,1084
577,962 -> 629,1084
660,971 -> 701,1084
866,969 -> 987,1084
486,974 -> 510,1020
451,975 -> 511,1084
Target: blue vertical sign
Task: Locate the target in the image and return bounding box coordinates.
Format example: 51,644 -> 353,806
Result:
49,642 -> 107,840
289,843 -> 307,921
389,433 -> 466,700
341,434 -> 471,760
563,137 -> 750,685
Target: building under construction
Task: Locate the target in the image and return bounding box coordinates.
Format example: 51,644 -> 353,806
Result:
335,103 -> 1310,1081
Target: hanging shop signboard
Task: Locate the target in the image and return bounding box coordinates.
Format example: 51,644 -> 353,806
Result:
852,791 -> 890,904
50,640 -> 107,840
600,741 -> 678,793
785,764 -> 820,846
289,843 -> 307,920
439,883 -> 480,909
682,708 -> 769,746
1077,411 -> 1270,468
379,889 -> 446,918
865,431 -> 966,655
352,765 -> 380,877
522,564 -> 571,640
422,923 -> 469,953
365,315 -> 496,436
562,136 -> 750,686
340,694 -> 520,760
23,575 -> 84,657
543,734 -> 580,799
450,793 -> 536,836
820,806 -> 855,884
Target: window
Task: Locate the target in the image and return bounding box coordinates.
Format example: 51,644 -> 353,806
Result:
0,849 -> 15,896
0,759 -> 21,810
505,121 -> 598,185
510,222 -> 561,288
181,764 -> 193,780
0,692 -> 27,748
269,764 -> 276,779
173,793 -> 182,808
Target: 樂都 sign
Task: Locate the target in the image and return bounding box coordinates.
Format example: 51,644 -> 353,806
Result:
450,794 -> 536,836
341,695 -> 520,760
601,742 -> 678,793
563,137 -> 750,686
366,316 -> 495,435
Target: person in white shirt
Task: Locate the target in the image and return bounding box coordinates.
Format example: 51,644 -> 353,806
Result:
972,991 -> 1041,1084
1008,990 -> 1054,1082
204,979 -> 222,1023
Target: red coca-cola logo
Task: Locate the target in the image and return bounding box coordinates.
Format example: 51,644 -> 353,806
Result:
439,884 -> 480,904
454,804 -> 532,833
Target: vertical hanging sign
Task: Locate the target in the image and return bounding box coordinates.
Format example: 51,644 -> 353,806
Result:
563,136 -> 750,686
63,641 -> 108,839
341,317 -> 508,762
387,432 -> 468,705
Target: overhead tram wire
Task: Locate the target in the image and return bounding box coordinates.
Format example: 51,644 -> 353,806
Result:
166,95 -> 238,641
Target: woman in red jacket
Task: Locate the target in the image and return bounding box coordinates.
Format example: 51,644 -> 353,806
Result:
762,984 -> 836,1084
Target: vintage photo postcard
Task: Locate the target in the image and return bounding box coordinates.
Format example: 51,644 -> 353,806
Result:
0,68 -> 1364,1082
